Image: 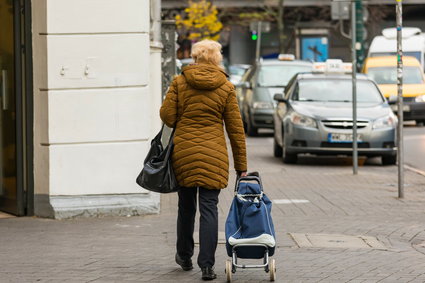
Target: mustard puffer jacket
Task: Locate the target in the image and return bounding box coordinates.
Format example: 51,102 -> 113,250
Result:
160,63 -> 247,189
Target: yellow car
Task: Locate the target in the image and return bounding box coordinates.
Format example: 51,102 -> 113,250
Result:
363,56 -> 425,124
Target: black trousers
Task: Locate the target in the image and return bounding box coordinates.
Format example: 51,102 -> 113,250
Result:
177,186 -> 220,268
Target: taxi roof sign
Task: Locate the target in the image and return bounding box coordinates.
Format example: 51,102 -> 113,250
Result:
278,54 -> 295,61
312,59 -> 352,74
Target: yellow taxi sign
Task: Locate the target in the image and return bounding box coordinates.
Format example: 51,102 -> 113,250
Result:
278,54 -> 295,61
312,59 -> 352,74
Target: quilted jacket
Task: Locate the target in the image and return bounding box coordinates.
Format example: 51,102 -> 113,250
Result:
160,63 -> 247,189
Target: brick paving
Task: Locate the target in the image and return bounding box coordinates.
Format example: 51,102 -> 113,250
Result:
1,134 -> 425,282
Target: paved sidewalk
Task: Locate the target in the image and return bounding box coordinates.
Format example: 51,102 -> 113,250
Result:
2,135 -> 425,282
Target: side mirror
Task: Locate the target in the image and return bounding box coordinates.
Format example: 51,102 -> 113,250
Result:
273,93 -> 286,102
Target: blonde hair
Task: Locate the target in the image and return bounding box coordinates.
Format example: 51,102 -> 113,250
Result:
191,39 -> 223,66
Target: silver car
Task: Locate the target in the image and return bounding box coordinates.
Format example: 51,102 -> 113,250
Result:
235,58 -> 313,136
273,72 -> 397,165
229,64 -> 251,85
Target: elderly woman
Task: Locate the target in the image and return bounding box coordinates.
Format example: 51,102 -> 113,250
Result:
160,39 -> 247,281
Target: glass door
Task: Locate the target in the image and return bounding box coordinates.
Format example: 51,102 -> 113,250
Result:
0,0 -> 23,215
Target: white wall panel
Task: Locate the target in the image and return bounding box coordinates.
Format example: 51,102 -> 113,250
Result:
44,87 -> 151,144
45,0 -> 149,33
49,142 -> 149,195
45,34 -> 149,89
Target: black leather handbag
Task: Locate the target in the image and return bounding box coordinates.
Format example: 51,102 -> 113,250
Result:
136,126 -> 179,193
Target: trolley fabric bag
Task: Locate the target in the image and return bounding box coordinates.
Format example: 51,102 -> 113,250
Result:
136,125 -> 179,193
225,178 -> 276,258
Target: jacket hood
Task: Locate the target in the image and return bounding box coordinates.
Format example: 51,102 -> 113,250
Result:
182,64 -> 228,90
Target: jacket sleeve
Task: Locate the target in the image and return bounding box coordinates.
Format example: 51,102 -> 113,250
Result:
160,77 -> 178,128
223,86 -> 248,172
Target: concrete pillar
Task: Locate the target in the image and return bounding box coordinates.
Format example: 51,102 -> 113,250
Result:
31,0 -> 160,218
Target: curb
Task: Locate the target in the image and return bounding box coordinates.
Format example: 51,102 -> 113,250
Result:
404,164 -> 425,178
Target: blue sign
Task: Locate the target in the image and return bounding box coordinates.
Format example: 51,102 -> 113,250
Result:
301,37 -> 328,62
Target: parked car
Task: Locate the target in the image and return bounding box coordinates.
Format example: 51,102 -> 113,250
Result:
363,56 -> 425,124
273,59 -> 397,165
229,64 -> 251,85
235,55 -> 313,136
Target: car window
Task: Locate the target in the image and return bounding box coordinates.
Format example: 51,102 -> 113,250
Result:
248,66 -> 257,83
370,51 -> 422,63
257,64 -> 312,87
229,66 -> 248,76
293,79 -> 384,103
284,78 -> 297,99
240,67 -> 253,82
291,83 -> 300,100
423,53 -> 425,71
367,66 -> 424,84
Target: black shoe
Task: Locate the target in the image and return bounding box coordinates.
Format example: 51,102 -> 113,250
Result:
201,267 -> 217,281
175,253 -> 193,271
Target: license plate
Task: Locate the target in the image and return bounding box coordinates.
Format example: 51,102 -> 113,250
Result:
391,104 -> 410,112
328,133 -> 362,143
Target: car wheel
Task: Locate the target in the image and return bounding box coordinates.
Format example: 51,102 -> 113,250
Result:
282,135 -> 297,164
247,115 -> 258,136
382,155 -> 397,165
273,138 -> 283,157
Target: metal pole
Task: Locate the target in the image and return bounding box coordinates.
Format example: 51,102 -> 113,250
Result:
396,0 -> 404,198
255,21 -> 262,62
351,1 -> 358,175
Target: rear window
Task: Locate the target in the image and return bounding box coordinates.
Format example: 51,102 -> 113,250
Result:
370,51 -> 422,63
293,79 -> 384,103
257,64 -> 312,87
367,66 -> 424,84
229,66 -> 248,76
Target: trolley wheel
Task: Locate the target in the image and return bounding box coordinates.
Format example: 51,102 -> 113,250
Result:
269,259 -> 276,282
225,260 -> 233,282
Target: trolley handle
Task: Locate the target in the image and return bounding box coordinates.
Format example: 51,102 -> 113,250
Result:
235,173 -> 263,192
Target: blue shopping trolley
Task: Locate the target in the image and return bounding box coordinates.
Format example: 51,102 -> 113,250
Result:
224,173 -> 276,282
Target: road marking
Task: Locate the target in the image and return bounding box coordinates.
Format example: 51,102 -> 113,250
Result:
404,164 -> 425,177
273,199 -> 310,204
404,135 -> 425,141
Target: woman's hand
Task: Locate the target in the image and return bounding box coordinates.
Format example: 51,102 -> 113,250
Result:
237,171 -> 248,178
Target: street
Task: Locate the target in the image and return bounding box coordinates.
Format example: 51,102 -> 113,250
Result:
2,1 -> 425,282
2,134 -> 425,282
405,125 -> 425,172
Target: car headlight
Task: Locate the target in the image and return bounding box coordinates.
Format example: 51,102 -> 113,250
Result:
373,114 -> 397,129
415,95 -> 425,102
290,112 -> 317,128
253,101 -> 273,109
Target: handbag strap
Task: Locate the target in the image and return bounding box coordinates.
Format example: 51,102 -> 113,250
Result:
163,126 -> 176,160
152,124 -> 165,143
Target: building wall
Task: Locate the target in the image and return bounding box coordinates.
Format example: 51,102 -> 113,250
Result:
32,0 -> 160,218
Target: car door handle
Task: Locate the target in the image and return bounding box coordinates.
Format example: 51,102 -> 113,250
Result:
1,70 -> 8,111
